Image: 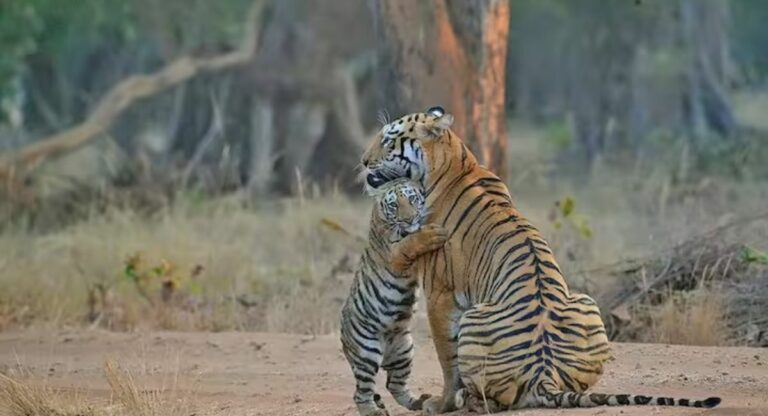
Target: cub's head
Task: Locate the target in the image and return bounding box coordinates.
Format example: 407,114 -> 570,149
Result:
361,106 -> 455,194
372,179 -> 426,242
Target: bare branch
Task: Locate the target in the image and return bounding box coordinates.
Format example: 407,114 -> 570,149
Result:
0,0 -> 267,189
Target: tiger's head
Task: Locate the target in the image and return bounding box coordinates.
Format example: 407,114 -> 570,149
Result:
361,106 -> 461,194
371,178 -> 427,243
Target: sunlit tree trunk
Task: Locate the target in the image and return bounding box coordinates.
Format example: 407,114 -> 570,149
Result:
370,0 -> 511,179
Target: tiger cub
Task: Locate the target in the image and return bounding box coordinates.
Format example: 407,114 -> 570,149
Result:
340,179 -> 447,416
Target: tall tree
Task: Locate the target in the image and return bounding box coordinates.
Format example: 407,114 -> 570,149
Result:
370,0 -> 511,180
678,0 -> 737,140
509,0 -> 738,167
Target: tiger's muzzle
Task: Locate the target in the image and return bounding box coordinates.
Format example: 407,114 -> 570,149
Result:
366,172 -> 388,189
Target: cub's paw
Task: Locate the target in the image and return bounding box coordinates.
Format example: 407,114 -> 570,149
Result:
408,393 -> 432,411
413,224 -> 449,252
374,393 -> 386,409
359,395 -> 389,416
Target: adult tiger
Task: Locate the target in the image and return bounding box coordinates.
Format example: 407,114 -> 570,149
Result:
360,107 -> 721,413
341,179 -> 448,416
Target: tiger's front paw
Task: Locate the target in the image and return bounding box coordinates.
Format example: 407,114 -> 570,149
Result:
422,394 -> 456,415
421,395 -> 443,415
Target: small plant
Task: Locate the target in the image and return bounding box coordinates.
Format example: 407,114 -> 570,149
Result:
740,245 -> 768,265
122,253 -> 204,306
546,196 -> 594,266
86,253 -> 208,330
548,196 -> 593,239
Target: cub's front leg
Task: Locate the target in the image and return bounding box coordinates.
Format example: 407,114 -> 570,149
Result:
389,224 -> 448,274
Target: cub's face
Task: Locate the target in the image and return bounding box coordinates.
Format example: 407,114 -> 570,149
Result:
361,106 -> 454,194
376,181 -> 426,243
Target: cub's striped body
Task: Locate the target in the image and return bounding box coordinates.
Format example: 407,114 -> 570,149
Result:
340,179 -> 447,416
361,107 -> 721,413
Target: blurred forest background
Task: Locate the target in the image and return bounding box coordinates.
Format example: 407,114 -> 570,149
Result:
1,0 -> 768,346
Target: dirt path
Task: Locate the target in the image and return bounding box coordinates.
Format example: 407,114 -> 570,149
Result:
0,330 -> 766,416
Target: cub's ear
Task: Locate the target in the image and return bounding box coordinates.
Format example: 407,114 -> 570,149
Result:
416,106 -> 454,139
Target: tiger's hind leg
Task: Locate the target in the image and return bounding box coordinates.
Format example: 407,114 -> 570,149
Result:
381,331 -> 430,410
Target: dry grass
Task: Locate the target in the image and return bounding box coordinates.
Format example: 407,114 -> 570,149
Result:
103,360 -> 198,416
0,373 -> 95,416
0,192 -> 367,334
0,361 -> 207,416
2,131 -> 768,344
104,360 -> 155,416
643,288 -> 729,346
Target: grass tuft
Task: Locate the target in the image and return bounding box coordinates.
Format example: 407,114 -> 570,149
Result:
645,288 -> 729,346
0,372 -> 97,416
0,361 -> 204,416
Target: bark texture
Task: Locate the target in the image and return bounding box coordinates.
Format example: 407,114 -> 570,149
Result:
371,0 -> 511,179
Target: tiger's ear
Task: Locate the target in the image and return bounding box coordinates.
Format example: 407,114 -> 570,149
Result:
416,106 -> 454,139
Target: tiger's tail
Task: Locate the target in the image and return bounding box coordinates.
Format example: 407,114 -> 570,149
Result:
535,382 -> 721,409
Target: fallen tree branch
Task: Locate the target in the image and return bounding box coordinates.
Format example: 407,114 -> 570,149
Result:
0,0 -> 267,188
319,217 -> 367,249
575,208 -> 768,281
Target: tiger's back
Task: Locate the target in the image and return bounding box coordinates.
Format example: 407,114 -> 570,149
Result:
413,169 -> 613,408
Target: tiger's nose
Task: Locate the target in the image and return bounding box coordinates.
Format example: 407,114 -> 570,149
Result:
361,157 -> 369,167
366,173 -> 386,188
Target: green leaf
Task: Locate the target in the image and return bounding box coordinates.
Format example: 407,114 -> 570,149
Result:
123,265 -> 138,281
560,197 -> 575,218
188,281 -> 203,296
741,245 -> 768,265
575,219 -> 593,239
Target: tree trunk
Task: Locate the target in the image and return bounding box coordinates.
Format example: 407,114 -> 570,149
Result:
370,0 -> 511,180
240,0 -> 373,194
679,0 -> 737,139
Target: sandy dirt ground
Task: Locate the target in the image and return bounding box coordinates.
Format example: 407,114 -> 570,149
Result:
0,329 -> 767,416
